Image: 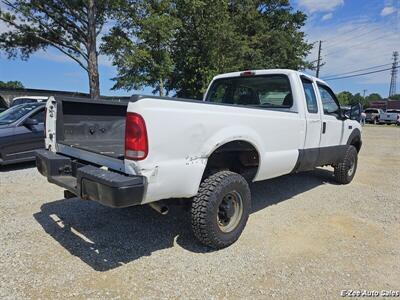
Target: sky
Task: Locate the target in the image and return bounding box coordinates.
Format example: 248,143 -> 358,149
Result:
0,0 -> 399,98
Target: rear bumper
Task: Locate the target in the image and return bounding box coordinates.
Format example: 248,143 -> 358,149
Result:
380,119 -> 398,124
36,149 -> 146,208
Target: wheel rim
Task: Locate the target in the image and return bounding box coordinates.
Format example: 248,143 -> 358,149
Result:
347,156 -> 356,177
217,191 -> 244,233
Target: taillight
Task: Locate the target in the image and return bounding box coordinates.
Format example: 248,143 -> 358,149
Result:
240,70 -> 255,76
125,112 -> 148,160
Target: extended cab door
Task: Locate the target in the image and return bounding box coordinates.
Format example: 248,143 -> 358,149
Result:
294,76 -> 322,170
301,76 -> 322,149
316,84 -> 344,148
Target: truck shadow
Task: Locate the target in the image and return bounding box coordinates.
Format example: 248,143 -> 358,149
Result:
33,168 -> 337,271
0,161 -> 36,172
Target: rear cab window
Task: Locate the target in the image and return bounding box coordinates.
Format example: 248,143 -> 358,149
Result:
206,74 -> 294,109
301,77 -> 318,113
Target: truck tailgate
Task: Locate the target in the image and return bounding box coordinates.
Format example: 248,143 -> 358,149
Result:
55,98 -> 128,159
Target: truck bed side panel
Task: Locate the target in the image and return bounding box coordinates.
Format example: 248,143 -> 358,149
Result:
126,99 -> 305,203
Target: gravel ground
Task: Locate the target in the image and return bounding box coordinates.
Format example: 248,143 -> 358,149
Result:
0,125 -> 399,299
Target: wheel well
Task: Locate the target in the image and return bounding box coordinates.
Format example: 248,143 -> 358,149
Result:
350,138 -> 361,152
203,140 -> 260,182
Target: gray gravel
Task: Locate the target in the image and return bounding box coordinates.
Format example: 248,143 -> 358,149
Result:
0,125 -> 399,299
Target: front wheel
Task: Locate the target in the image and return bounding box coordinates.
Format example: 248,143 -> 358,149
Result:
191,171 -> 251,249
334,146 -> 358,184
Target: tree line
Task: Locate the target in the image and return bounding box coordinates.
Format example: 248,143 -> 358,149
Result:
0,0 -> 312,99
337,91 -> 400,108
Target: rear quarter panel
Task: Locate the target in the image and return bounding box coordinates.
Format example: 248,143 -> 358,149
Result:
126,98 -> 305,203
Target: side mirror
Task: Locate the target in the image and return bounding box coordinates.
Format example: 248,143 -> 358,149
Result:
349,104 -> 362,121
24,118 -> 39,126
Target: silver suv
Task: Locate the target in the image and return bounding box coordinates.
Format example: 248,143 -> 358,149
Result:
364,108 -> 383,124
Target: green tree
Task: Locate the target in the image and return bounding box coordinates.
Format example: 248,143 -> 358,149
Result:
0,80 -> 24,88
365,93 -> 382,102
231,0 -> 313,71
389,94 -> 400,100
170,0 -> 312,98
0,0 -> 112,99
350,93 -> 364,105
170,0 -> 240,98
337,91 -> 353,106
102,0 -> 179,96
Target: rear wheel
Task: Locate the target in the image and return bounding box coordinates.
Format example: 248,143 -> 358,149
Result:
191,171 -> 251,249
334,146 -> 358,184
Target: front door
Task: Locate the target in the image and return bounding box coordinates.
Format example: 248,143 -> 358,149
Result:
6,108 -> 45,162
317,84 -> 344,148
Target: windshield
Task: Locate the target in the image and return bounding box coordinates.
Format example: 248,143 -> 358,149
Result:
0,103 -> 42,124
11,98 -> 42,106
206,75 -> 293,108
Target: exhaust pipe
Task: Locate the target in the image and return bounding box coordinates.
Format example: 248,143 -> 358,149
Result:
148,201 -> 169,215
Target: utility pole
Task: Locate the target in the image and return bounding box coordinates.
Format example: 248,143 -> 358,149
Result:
389,51 -> 398,98
316,41 -> 323,78
363,89 -> 367,98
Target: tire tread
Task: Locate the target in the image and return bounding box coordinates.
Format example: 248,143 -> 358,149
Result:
334,145 -> 358,184
191,171 -> 250,249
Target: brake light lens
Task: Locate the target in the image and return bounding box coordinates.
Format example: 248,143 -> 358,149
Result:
125,112 -> 148,160
240,70 -> 255,77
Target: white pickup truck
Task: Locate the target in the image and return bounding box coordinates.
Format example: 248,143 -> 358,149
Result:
379,109 -> 400,125
36,69 -> 362,248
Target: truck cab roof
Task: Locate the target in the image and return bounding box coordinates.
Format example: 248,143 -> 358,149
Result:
211,69 -> 327,85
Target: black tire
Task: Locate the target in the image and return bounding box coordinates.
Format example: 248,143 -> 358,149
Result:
334,146 -> 358,184
191,170 -> 251,249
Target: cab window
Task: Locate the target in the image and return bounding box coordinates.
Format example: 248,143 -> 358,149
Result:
317,84 -> 341,117
301,77 -> 318,113
206,75 -> 293,108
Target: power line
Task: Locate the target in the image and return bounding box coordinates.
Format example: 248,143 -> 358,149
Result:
323,63 -> 393,79
323,15 -> 396,47
324,33 -> 398,58
324,26 -> 382,48
324,66 -> 400,81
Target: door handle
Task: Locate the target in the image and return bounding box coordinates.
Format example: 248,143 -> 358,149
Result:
309,119 -> 320,123
322,122 -> 327,134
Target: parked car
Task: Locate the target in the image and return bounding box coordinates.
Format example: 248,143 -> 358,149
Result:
364,108 -> 383,124
0,103 -> 45,165
0,100 -> 7,113
379,109 -> 400,125
36,69 -> 362,249
10,96 -> 48,107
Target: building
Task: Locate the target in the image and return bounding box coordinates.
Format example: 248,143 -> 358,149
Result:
369,99 -> 400,110
0,87 -> 130,107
